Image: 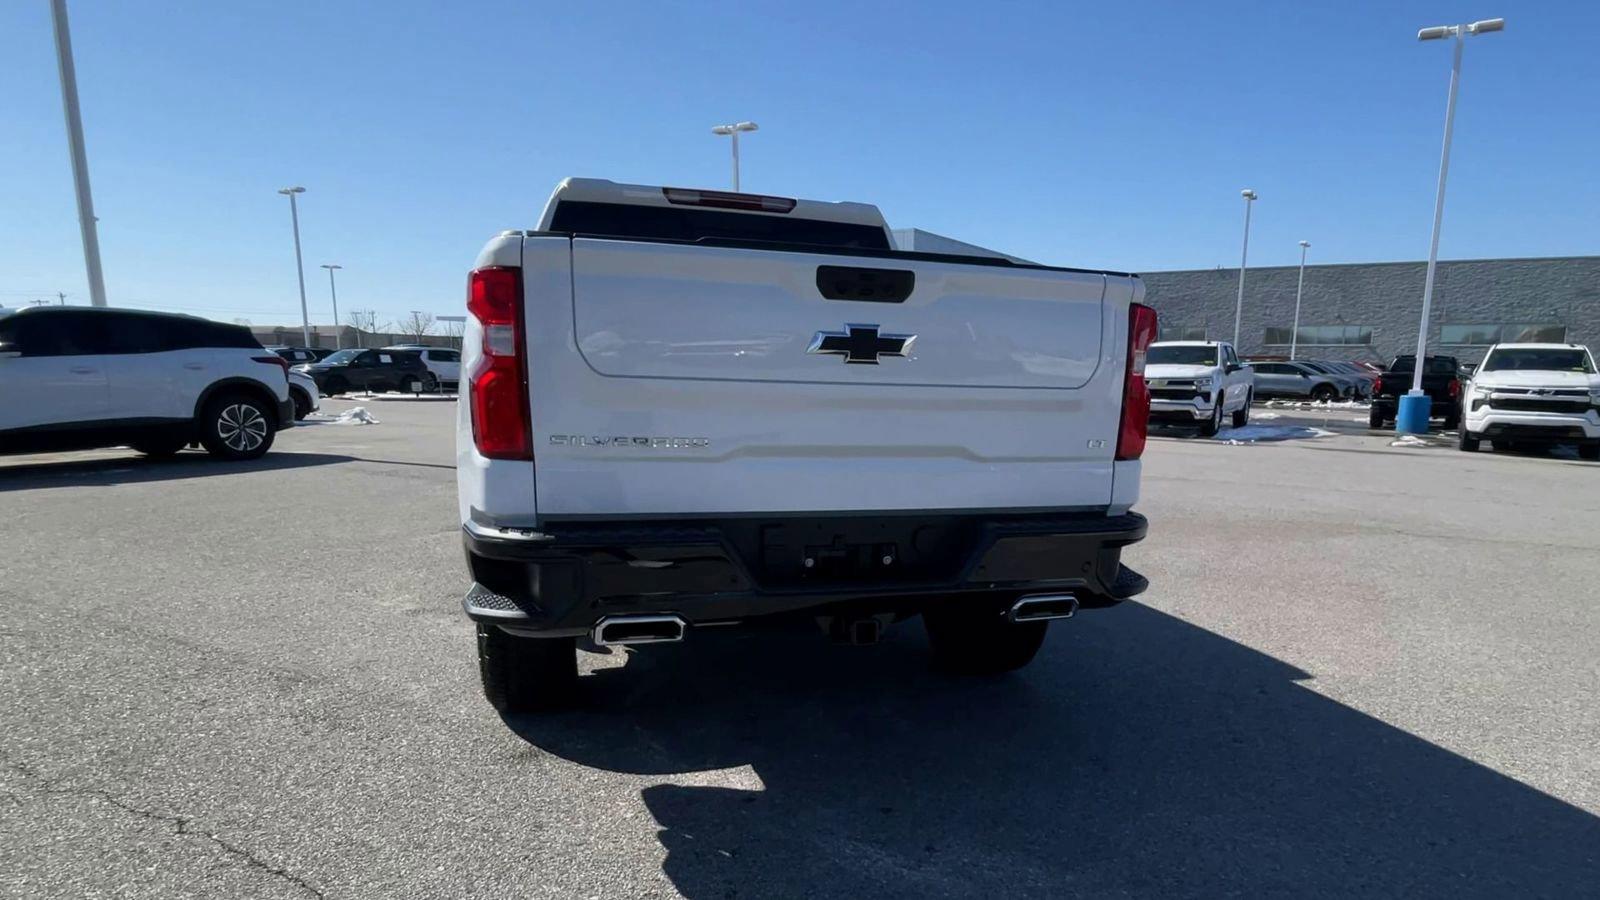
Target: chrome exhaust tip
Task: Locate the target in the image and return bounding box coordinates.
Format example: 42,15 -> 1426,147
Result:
592,614 -> 687,646
1008,593 -> 1079,623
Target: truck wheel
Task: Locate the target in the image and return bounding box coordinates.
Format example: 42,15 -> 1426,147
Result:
923,603 -> 1047,676
1458,428 -> 1481,452
1579,443 -> 1600,462
1311,384 -> 1338,404
476,624 -> 577,713
1200,393 -> 1224,437
291,388 -> 313,420
1368,406 -> 1385,429
1231,391 -> 1251,428
198,393 -> 275,461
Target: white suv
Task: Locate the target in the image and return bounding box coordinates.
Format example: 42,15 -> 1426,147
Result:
383,345 -> 460,387
0,307 -> 294,460
1460,343 -> 1600,459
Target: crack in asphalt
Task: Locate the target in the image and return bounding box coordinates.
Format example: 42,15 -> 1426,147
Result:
5,761 -> 325,899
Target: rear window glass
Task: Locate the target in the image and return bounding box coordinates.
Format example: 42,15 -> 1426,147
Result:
1481,348 -> 1594,373
549,201 -> 891,250
1388,357 -> 1458,375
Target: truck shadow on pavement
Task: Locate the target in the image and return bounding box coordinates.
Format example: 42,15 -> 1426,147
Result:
0,451 -> 354,491
508,602 -> 1600,898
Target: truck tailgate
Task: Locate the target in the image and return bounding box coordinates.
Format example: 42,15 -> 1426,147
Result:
525,236 -> 1132,517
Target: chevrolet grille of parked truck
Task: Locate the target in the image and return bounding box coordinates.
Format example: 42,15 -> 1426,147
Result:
1459,343 -> 1600,459
456,179 -> 1153,711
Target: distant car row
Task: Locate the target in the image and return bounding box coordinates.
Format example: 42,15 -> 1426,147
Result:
1145,339 -> 1600,460
266,343 -> 460,395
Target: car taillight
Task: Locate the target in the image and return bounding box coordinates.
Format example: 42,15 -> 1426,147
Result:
1116,303 -> 1158,461
1448,378 -> 1461,399
466,266 -> 531,460
252,355 -> 289,377
662,187 -> 797,213
1372,374 -> 1383,395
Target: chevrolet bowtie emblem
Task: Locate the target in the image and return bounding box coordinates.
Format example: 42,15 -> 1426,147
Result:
806,324 -> 916,365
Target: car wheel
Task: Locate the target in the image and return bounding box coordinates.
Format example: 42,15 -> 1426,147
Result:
1311,384 -> 1338,404
1458,427 -> 1481,452
131,438 -> 186,458
323,376 -> 348,397
923,601 -> 1047,676
1200,393 -> 1224,437
290,388 -> 312,421
1368,406 -> 1386,429
1231,390 -> 1251,428
199,393 -> 275,461
476,624 -> 578,713
1579,443 -> 1600,462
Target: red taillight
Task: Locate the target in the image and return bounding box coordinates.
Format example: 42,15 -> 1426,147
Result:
662,187 -> 797,213
466,266 -> 531,460
1116,303 -> 1159,461
1448,377 -> 1461,399
1373,374 -> 1384,395
252,355 -> 290,377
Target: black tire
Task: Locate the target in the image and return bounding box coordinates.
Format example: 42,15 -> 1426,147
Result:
1231,390 -> 1251,428
1458,428 -> 1481,452
1368,406 -> 1386,429
290,388 -> 312,421
1200,392 -> 1224,437
198,392 -> 276,460
1579,443 -> 1600,462
924,601 -> 1048,676
476,624 -> 578,713
323,376 -> 348,397
131,438 -> 186,458
1311,384 -> 1338,404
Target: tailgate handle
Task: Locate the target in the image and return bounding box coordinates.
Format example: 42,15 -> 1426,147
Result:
815,266 -> 915,304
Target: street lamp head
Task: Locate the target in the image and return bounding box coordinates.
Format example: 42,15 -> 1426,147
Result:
1299,240 -> 1311,249
1467,18 -> 1504,34
711,125 -> 735,135
321,263 -> 342,271
734,121 -> 758,133
1241,189 -> 1257,200
278,186 -> 306,195
1417,25 -> 1454,41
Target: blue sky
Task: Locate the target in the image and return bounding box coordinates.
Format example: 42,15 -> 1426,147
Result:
2,1 -> 1596,328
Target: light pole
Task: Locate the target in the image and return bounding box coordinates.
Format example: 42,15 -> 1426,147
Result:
49,0 -> 107,307
320,264 -> 343,348
1290,240 -> 1310,360
278,186 -> 311,347
1398,17 -> 1504,435
711,121 -> 758,191
1231,189 -> 1257,349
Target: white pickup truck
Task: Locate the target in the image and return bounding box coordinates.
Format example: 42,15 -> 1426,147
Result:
1460,342 -> 1600,459
456,178 -> 1153,711
1144,340 -> 1254,436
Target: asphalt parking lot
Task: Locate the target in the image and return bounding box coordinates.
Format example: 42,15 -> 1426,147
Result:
2,398 -> 1597,899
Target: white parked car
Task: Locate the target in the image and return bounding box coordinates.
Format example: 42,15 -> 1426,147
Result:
1144,341 -> 1254,436
0,307 -> 294,460
1460,343 -> 1600,459
383,345 -> 460,388
287,368 -> 320,420
456,178 -> 1152,711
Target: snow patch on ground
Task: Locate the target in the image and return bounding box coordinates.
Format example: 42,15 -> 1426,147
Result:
1252,411 -> 1282,420
1389,435 -> 1432,448
1264,399 -> 1370,410
1216,424 -> 1334,444
305,407 -> 381,425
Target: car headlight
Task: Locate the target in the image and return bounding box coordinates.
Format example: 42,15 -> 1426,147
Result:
1472,385 -> 1493,398
1192,377 -> 1214,389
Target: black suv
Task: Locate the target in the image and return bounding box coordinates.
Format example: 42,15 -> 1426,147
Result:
297,348 -> 433,396
1369,355 -> 1462,429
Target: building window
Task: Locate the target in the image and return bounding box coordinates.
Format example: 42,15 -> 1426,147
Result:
1263,325 -> 1373,346
1440,323 -> 1566,345
1159,325 -> 1208,341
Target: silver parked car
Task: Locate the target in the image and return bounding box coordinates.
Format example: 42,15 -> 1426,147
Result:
1249,361 -> 1349,403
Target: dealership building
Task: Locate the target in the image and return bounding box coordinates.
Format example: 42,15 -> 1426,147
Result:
1139,255 -> 1600,365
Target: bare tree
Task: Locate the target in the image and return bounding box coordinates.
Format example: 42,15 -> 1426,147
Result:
439,318 -> 465,347
345,309 -> 388,347
398,310 -> 435,343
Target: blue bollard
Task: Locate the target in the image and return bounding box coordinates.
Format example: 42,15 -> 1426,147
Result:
1395,393 -> 1432,435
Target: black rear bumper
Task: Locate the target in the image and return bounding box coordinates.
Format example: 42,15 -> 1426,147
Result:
462,511 -> 1148,636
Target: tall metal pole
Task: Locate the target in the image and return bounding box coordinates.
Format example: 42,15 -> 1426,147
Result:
1291,241 -> 1310,360
730,130 -> 741,191
280,188 -> 311,347
1232,190 -> 1256,348
322,264 -> 342,348
49,0 -> 107,307
1408,31 -> 1465,396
